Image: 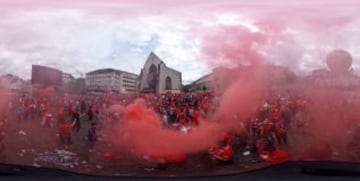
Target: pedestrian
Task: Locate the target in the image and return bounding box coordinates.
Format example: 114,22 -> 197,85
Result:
58,107 -> 66,124
16,104 -> 24,122
41,110 -> 53,128
87,105 -> 93,121
87,122 -> 97,149
71,109 -> 82,133
275,121 -> 287,145
209,140 -> 234,165
59,123 -> 72,145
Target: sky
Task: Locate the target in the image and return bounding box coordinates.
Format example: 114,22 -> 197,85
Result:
0,0 -> 360,84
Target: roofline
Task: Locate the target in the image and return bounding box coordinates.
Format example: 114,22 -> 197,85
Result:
86,68 -> 139,76
191,73 -> 212,85
32,64 -> 62,73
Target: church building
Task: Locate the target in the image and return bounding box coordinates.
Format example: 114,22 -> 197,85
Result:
138,52 -> 182,94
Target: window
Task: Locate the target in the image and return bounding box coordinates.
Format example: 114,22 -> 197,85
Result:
165,76 -> 172,90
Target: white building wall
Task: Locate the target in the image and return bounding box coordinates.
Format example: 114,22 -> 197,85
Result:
120,72 -> 138,93
86,70 -> 138,94
62,73 -> 74,84
86,73 -> 114,92
158,65 -> 182,94
0,75 -> 25,91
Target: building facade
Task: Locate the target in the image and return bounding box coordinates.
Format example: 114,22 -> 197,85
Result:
62,73 -> 75,84
188,65 -> 297,93
187,74 -> 213,92
138,52 -> 182,94
31,65 -> 64,96
305,50 -> 360,90
0,74 -> 26,92
85,68 -> 138,94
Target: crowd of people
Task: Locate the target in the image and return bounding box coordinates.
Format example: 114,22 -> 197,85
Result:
1,89 -> 311,165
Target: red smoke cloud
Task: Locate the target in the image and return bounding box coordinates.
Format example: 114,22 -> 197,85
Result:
202,26 -> 267,67
104,99 -> 223,157
102,24 -> 270,160
201,25 -> 270,126
291,86 -> 360,160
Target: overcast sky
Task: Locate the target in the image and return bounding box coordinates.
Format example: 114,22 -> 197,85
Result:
0,0 -> 359,84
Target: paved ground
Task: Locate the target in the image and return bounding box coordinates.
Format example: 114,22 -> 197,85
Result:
0,111 -> 273,177
1,110 -> 357,177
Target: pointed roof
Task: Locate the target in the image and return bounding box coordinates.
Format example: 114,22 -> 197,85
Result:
143,52 -> 181,74
0,73 -> 24,83
86,68 -> 138,76
145,51 -> 164,65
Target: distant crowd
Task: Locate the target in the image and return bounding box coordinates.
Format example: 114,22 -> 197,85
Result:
0,90 -> 311,164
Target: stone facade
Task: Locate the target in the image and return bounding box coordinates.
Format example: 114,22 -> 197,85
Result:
86,68 -> 138,94
0,74 -> 26,92
188,65 -> 296,93
138,52 -> 182,94
62,73 -> 75,84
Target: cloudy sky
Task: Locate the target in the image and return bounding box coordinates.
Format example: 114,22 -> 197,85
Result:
0,0 -> 359,84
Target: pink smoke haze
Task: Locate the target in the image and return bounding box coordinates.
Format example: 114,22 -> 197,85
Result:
102,22 -> 271,158
1,0 -> 360,163
103,99 -> 223,157
1,0 -> 360,79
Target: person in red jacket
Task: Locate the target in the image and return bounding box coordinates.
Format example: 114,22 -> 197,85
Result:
192,108 -> 200,126
275,121 -> 287,145
250,117 -> 261,138
209,140 -> 234,165
261,119 -> 273,138
58,108 -> 65,123
59,123 -> 72,145
270,107 -> 282,122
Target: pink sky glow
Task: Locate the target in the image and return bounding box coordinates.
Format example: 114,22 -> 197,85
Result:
0,0 -> 359,83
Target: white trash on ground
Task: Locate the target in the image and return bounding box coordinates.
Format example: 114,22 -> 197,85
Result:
18,130 -> 27,136
243,151 -> 251,156
33,149 -> 84,169
32,163 -> 41,168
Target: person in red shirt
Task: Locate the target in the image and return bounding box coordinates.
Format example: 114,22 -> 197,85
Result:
270,107 -> 282,122
59,123 -> 72,145
58,108 -> 65,124
223,132 -> 232,144
275,121 -> 287,145
209,140 -> 234,165
250,117 -> 261,138
192,108 -> 200,126
261,119 -> 274,143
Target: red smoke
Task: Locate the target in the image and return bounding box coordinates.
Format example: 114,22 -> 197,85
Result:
44,87 -> 55,97
291,86 -> 360,161
201,24 -> 360,162
104,99 -> 222,157
104,77 -> 265,158
102,25 -> 270,160
202,26 -> 267,67
101,19 -> 360,164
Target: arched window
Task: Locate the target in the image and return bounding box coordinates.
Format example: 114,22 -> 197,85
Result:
149,64 -> 157,74
165,76 -> 172,90
147,64 -> 157,89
